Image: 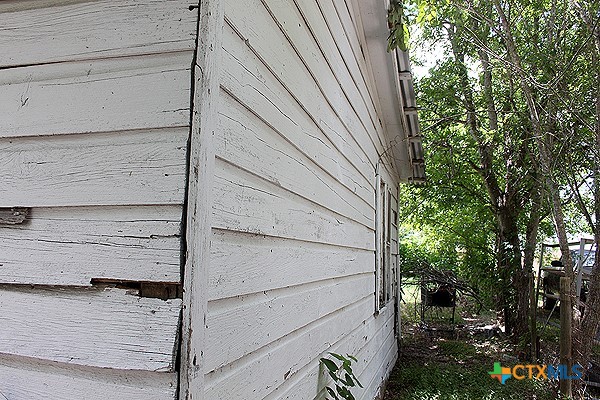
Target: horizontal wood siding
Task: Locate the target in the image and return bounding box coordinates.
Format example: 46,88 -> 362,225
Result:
0,0 -> 196,396
207,0 -> 400,398
0,206 -> 181,285
0,129 -> 187,207
0,287 -> 181,371
0,354 -> 177,400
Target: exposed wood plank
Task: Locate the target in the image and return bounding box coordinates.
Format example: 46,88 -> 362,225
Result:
0,206 -> 182,285
0,287 -> 181,371
0,0 -> 197,68
0,52 -> 191,138
262,306 -> 394,400
204,295 -> 373,400
179,0 -> 223,398
205,273 -> 373,372
0,354 -> 177,400
209,229 -> 372,300
218,93 -> 373,227
213,158 -> 375,251
0,207 -> 29,225
0,128 -> 188,207
223,7 -> 375,176
221,23 -> 374,196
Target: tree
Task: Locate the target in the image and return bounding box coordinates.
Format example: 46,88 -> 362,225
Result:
401,0 -> 545,340
399,0 -> 600,365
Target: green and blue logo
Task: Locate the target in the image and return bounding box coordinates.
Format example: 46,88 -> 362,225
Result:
488,362 -> 583,384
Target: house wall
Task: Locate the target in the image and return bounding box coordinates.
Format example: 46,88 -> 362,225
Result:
205,0 -> 400,398
0,1 -> 197,398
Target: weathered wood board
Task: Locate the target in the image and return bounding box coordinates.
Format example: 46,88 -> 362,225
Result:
0,287 -> 182,371
0,354 -> 177,400
224,0 -> 381,168
264,307 -> 396,400
212,158 -> 375,251
0,0 -> 197,68
220,25 -> 375,200
209,229 -> 373,300
0,206 -> 182,285
0,52 -> 191,138
0,128 -> 188,207
204,295 -> 373,400
218,92 -> 374,227
205,273 -> 373,372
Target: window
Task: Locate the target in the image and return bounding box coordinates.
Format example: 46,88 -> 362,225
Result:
375,174 -> 392,312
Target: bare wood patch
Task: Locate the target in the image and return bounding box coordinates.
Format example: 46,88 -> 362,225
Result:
0,207 -> 29,225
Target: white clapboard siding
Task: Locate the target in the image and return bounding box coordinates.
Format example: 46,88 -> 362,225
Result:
209,229 -> 373,300
0,0 -> 196,68
0,206 -> 181,285
268,0 -> 384,153
0,287 -> 181,371
0,129 -> 187,207
221,24 -> 375,201
0,52 -> 191,138
262,306 -> 395,400
213,158 -> 375,251
0,355 -> 177,400
224,0 -> 381,168
218,93 -> 373,227
204,295 -> 373,400
205,273 -> 373,372
318,0 -> 379,126
359,329 -> 397,400
222,16 -> 374,179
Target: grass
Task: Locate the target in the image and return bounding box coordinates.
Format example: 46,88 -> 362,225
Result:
385,335 -> 556,400
386,281 -> 557,400
386,361 -> 554,400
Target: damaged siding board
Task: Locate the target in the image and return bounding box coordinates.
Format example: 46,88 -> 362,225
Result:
0,0 -> 196,68
0,355 -> 177,400
0,129 -> 187,208
0,287 -> 181,371
205,273 -> 374,372
0,52 -> 191,138
212,158 -> 375,251
209,229 -> 373,300
0,206 -> 181,285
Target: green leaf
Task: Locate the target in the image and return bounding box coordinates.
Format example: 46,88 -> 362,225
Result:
335,384 -> 355,400
346,354 -> 358,362
320,358 -> 339,374
326,386 -> 339,400
343,373 -> 355,387
329,353 -> 346,362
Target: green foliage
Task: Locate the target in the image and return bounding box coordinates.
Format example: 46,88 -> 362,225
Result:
387,1 -> 410,51
319,353 -> 363,400
387,361 -> 554,400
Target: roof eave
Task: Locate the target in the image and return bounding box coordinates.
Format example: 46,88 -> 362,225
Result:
351,0 -> 425,183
